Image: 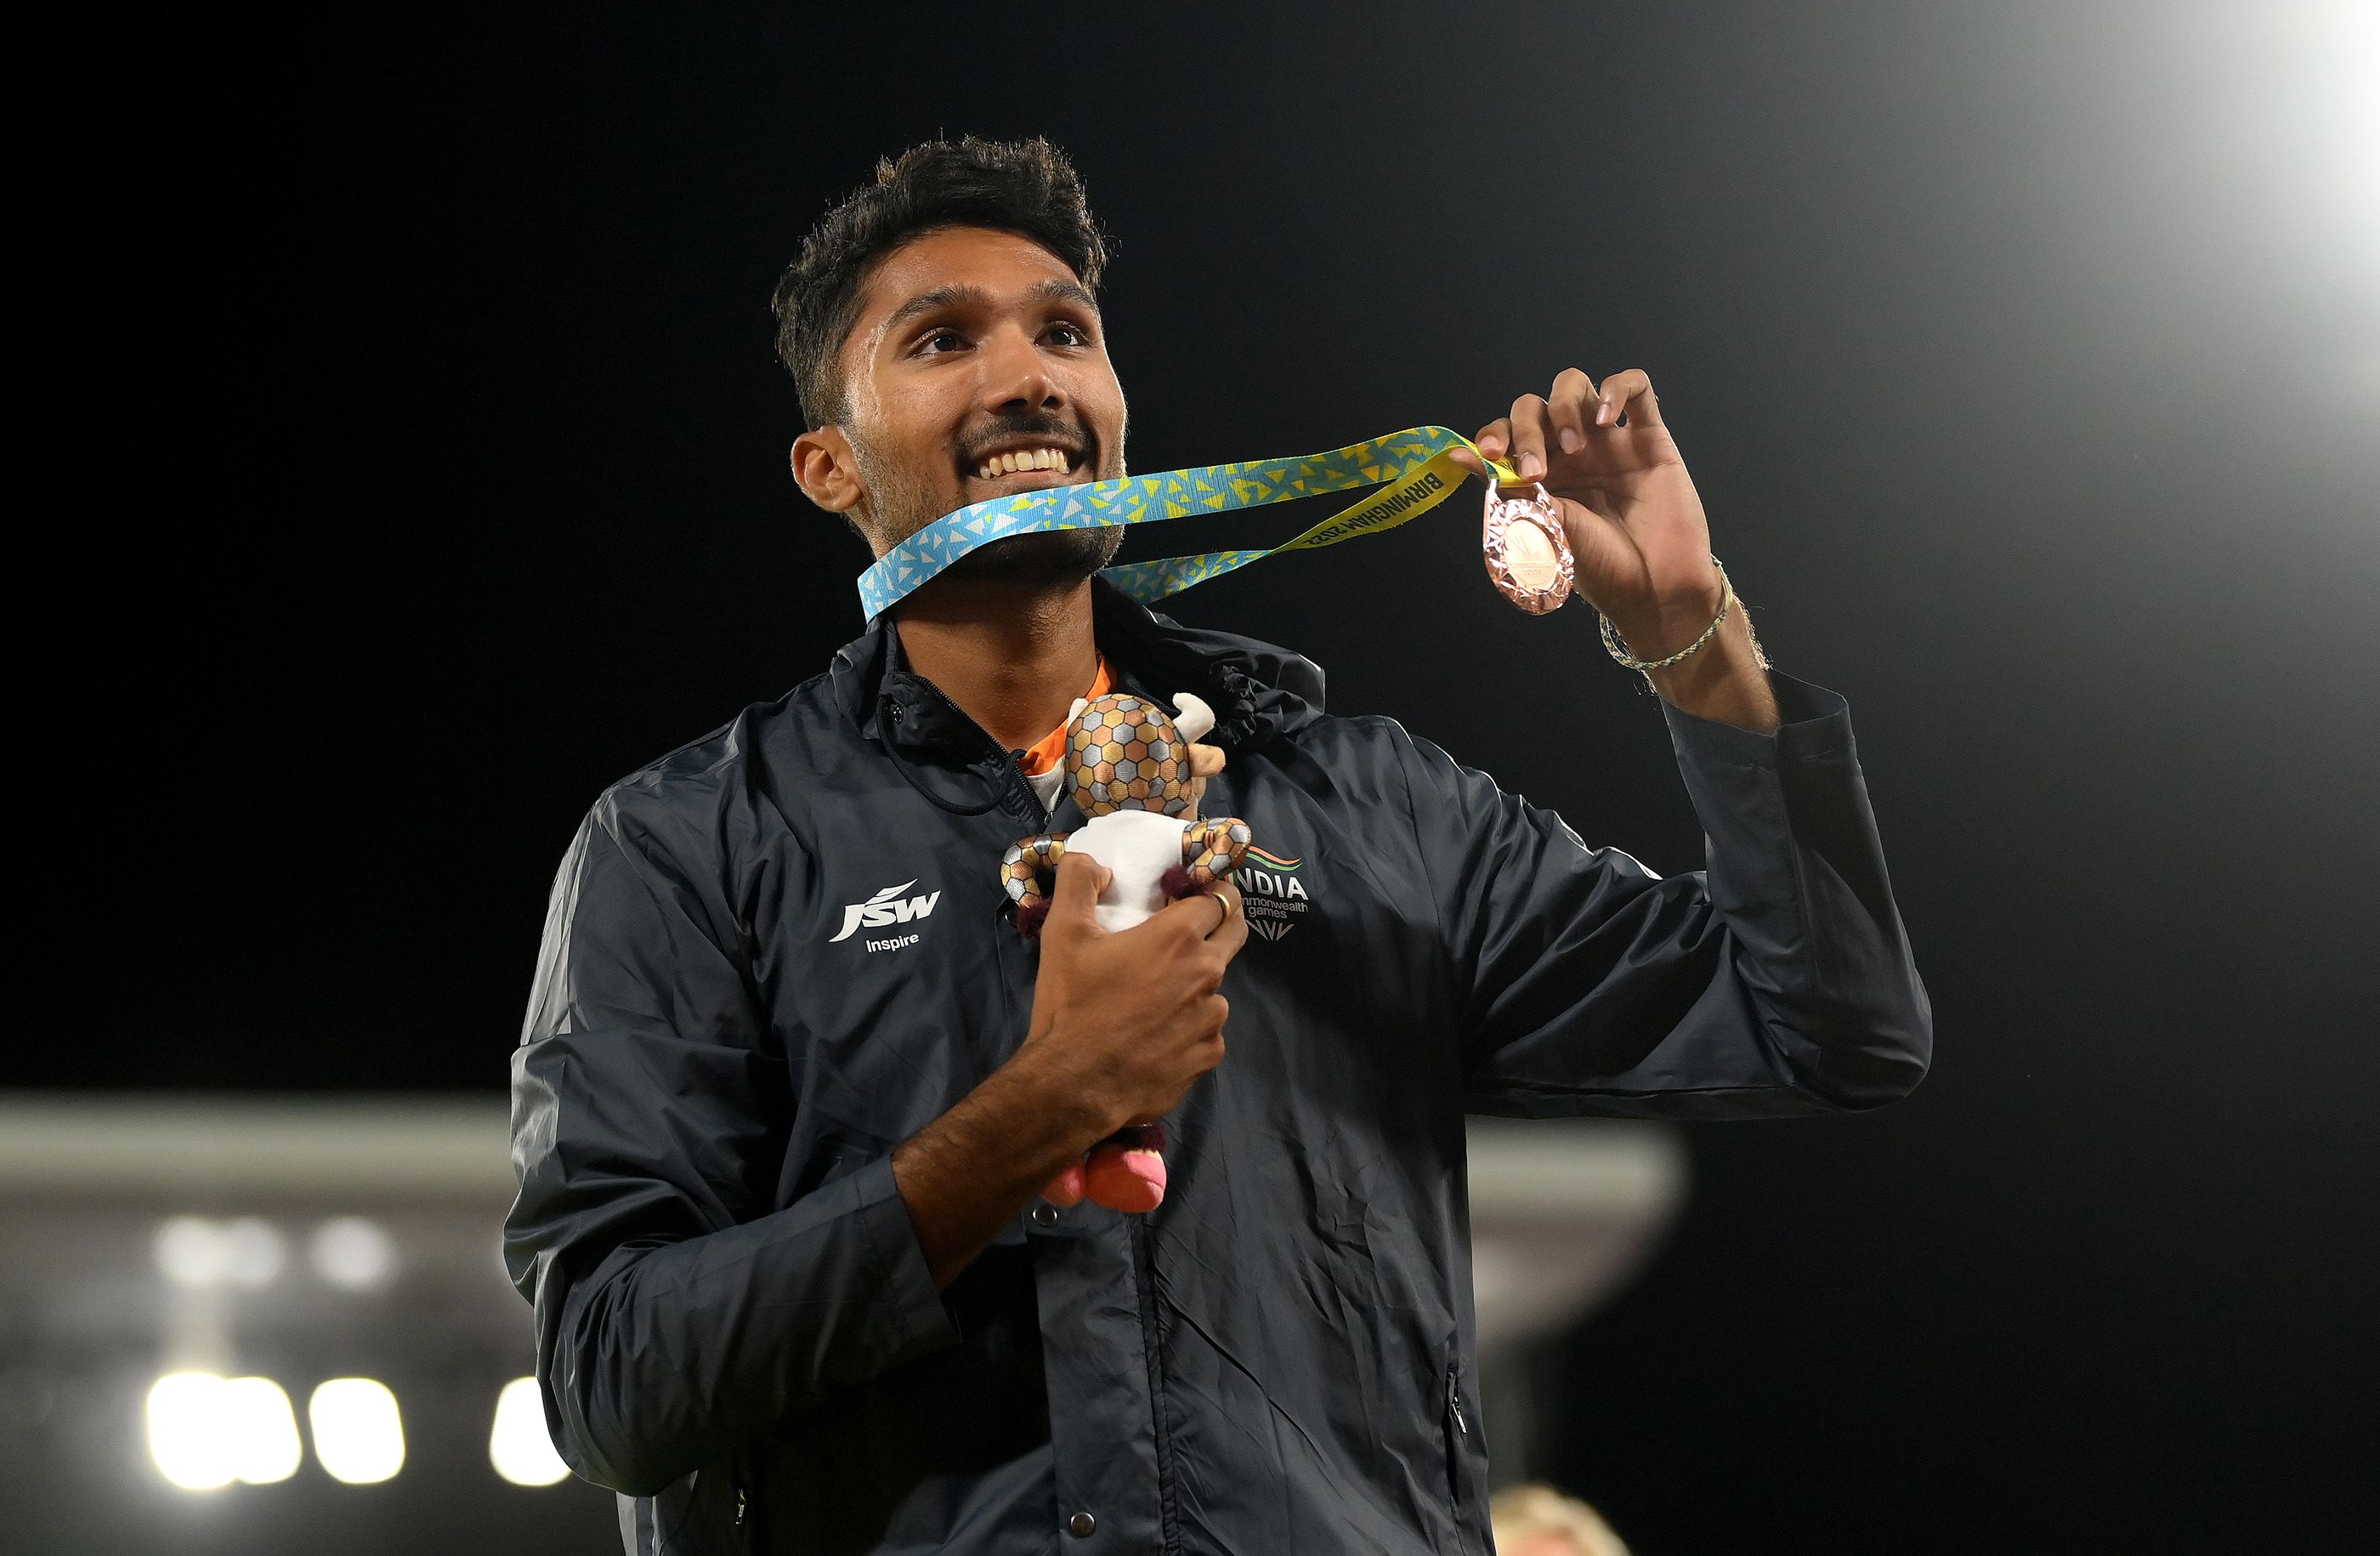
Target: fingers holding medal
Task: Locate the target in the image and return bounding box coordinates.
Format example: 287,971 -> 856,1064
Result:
1451,368 -> 1696,619
1502,368 -> 1661,458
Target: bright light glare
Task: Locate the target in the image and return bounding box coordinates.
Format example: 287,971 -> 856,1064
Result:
149,1373 -> 235,1490
309,1216 -> 395,1290
488,1377 -> 572,1486
153,1218 -> 227,1288
220,1218 -> 286,1289
149,1373 -> 309,1488
2171,2 -> 2380,259
224,1377 -> 303,1484
152,1217 -> 288,1290
309,1377 -> 405,1484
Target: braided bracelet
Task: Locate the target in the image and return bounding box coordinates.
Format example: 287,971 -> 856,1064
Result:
1599,558 -> 1734,673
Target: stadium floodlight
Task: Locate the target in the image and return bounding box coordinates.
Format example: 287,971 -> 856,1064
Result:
308,1378 -> 405,1485
224,1377 -> 303,1485
489,1377 -> 573,1487
220,1218 -> 286,1289
152,1218 -> 228,1289
155,1216 -> 288,1291
309,1216 -> 396,1290
148,1373 -> 235,1491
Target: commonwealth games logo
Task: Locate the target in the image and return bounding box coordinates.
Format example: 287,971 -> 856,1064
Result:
1238,847 -> 1309,941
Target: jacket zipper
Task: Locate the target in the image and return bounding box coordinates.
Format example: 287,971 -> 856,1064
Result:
1442,1361 -> 1468,1512
726,1442 -> 756,1555
1003,751 -> 1046,825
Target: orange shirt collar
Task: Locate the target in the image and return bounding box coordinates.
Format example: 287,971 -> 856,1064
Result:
1020,657 -> 1112,775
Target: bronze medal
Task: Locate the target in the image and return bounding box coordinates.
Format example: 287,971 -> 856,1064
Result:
1482,480 -> 1574,615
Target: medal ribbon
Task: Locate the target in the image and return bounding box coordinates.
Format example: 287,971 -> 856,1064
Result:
857,425 -> 1518,618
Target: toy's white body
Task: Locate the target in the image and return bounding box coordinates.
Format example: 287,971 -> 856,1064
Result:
1064,809 -> 1193,933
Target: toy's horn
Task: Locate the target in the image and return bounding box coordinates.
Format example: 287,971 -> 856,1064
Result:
1171,692 -> 1216,744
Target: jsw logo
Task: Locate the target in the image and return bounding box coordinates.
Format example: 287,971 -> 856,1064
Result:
829,880 -> 942,944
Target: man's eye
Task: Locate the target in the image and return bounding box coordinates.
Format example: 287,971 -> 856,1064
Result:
1046,321 -> 1089,347
920,329 -> 966,354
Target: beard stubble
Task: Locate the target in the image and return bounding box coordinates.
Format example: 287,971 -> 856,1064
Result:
848,418 -> 1126,591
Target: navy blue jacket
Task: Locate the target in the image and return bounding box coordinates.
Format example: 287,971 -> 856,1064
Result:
505,582 -> 1931,1554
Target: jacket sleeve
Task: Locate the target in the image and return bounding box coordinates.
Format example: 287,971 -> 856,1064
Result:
503,786 -> 957,1496
1394,670 -> 1931,1119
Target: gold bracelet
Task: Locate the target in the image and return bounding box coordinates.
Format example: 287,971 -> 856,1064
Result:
1599,559 -> 1733,673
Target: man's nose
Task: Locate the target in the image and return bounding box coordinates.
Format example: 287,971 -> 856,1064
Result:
979,323 -> 1065,415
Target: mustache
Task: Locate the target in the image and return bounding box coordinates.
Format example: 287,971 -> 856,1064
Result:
955,412 -> 1091,463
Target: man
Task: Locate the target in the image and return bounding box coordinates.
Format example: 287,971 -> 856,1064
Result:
1489,1484 -> 1633,1556
507,137 -> 1930,1556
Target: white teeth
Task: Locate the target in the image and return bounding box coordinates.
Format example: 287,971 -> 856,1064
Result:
974,447 -> 1073,480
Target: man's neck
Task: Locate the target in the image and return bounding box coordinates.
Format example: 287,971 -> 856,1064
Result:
892,576 -> 1101,756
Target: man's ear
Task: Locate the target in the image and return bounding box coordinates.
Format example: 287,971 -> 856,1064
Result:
791,426 -> 866,520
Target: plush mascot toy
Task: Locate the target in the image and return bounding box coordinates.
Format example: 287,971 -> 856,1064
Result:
1000,690 -> 1252,1213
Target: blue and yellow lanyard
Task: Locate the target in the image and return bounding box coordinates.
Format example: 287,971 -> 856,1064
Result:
857,426 -> 1517,619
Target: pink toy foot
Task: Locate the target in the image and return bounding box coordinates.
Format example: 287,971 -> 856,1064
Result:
1084,1146 -> 1167,1212
1042,1160 -> 1088,1208
1080,1122 -> 1168,1212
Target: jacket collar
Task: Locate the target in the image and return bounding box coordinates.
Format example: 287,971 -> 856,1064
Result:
830,577 -> 1327,768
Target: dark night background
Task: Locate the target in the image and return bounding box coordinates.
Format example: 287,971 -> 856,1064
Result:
42,4 -> 2376,1551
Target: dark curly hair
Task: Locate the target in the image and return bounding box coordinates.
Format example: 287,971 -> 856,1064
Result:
772,136 -> 1112,429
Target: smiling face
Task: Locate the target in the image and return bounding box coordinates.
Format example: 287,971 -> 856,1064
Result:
792,225 -> 1129,590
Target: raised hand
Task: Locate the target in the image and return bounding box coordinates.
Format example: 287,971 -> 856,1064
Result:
1448,368 -> 1724,662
